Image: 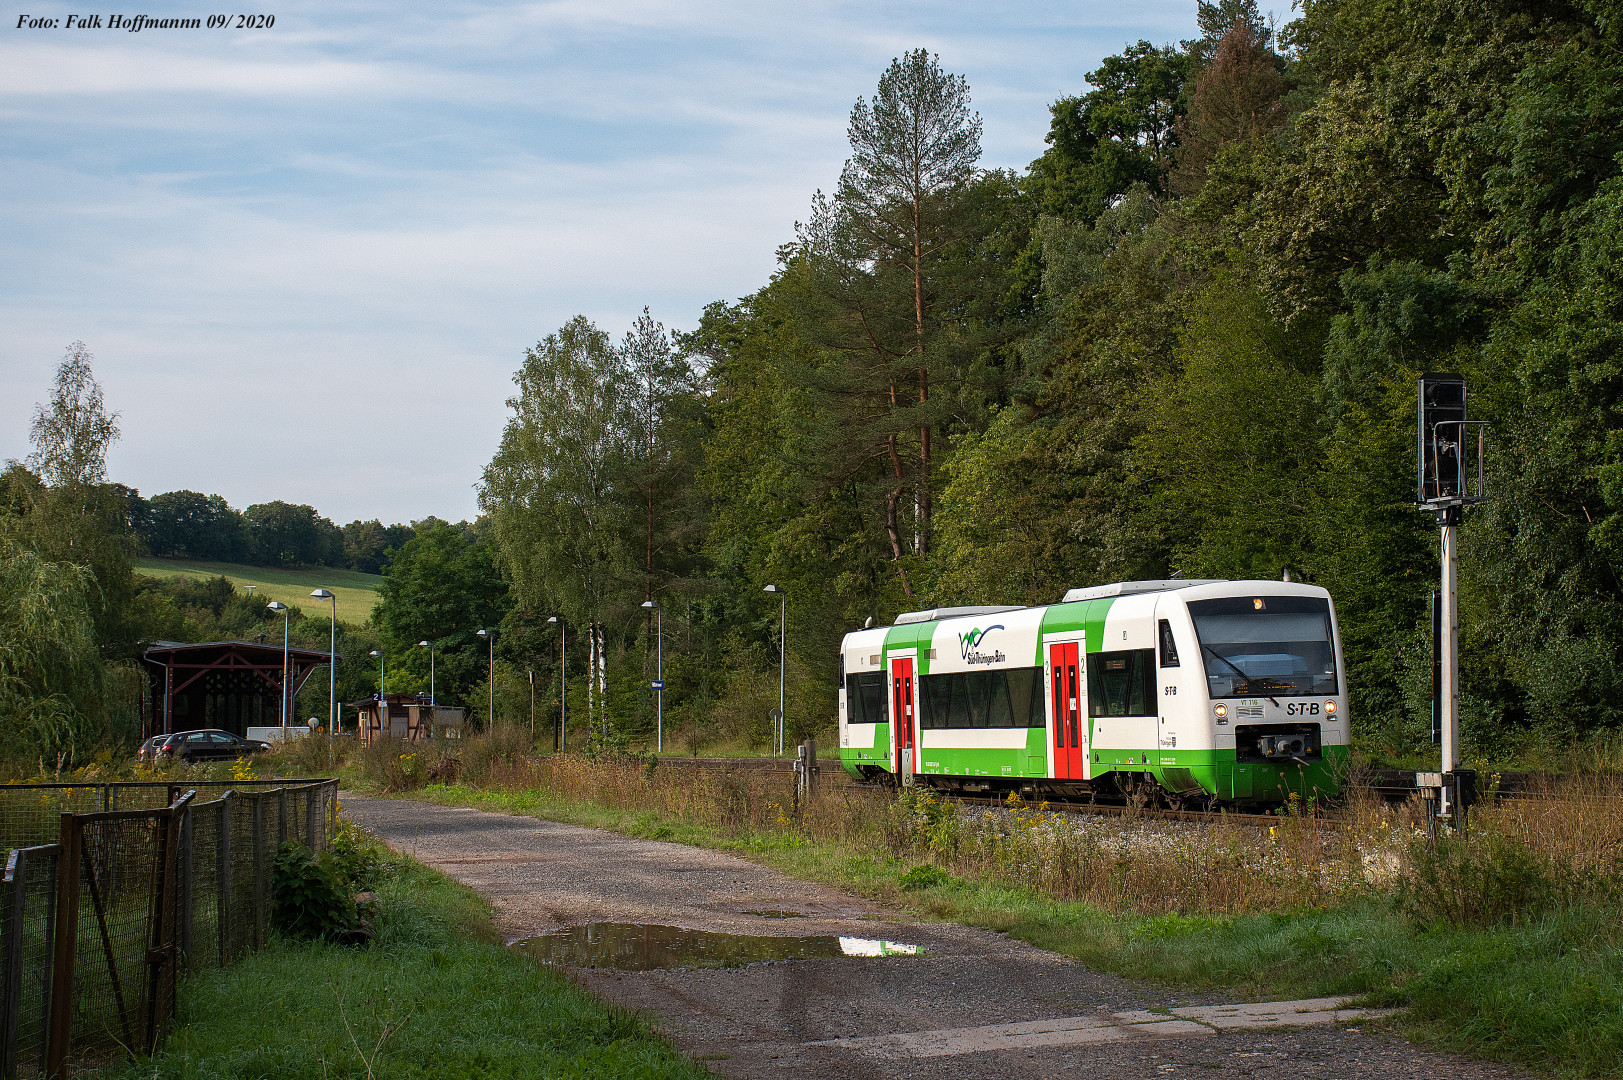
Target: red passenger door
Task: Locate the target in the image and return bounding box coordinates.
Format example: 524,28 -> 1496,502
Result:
891,657 -> 916,777
1049,643 -> 1084,778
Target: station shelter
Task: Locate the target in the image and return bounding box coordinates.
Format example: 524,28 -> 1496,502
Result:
350,693 -> 466,744
142,639 -> 336,739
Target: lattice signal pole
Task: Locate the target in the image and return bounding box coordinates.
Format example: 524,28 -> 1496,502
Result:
1416,373 -> 1488,829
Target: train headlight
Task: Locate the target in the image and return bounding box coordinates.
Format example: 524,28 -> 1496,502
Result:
1214,703 -> 1227,718
1325,700 -> 1337,715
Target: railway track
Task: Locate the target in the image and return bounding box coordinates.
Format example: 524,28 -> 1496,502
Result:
653,755 -> 1622,829
657,756 -> 1304,827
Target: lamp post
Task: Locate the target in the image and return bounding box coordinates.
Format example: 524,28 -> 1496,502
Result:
310,589 -> 336,754
476,629 -> 495,732
267,601 -> 290,735
547,616 -> 565,752
417,640 -> 436,705
763,585 -> 785,755
527,668 -> 535,746
369,650 -> 385,694
641,600 -> 663,753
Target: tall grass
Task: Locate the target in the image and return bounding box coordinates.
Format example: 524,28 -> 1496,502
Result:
355,739 -> 1619,920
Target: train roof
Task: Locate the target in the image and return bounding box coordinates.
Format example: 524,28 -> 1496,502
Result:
892,604 -> 1024,625
1059,579 -> 1226,603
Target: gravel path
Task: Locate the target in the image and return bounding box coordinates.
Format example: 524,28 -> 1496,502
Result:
341,795 -> 1531,1080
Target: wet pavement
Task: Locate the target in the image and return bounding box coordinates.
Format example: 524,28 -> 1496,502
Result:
511,922 -> 921,969
341,796 -> 1531,1080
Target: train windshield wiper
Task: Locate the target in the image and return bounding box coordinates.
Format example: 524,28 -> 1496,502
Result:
1202,645 -> 1280,707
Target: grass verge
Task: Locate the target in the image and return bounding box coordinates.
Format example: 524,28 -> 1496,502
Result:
402,778 -> 1623,1078
106,838 -> 709,1080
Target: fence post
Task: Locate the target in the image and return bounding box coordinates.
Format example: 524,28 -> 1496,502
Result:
44,819 -> 81,1080
144,794 -> 189,1055
251,797 -> 266,950
216,796 -> 231,968
304,787 -> 316,850
1,849 -> 25,1080
37,848 -> 56,1078
276,789 -> 287,846
178,802 -> 194,973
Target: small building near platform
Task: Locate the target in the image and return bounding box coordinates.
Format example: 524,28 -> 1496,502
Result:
142,639 -> 337,739
350,693 -> 466,744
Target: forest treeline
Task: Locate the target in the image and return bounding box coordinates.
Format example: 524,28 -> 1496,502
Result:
480,0 -> 1623,763
5,0 -> 1623,767
130,488 -> 419,575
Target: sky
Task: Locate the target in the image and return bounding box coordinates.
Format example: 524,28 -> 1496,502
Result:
1,0 -> 1209,525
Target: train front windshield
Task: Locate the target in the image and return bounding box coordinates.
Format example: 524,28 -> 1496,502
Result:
1188,596 -> 1338,698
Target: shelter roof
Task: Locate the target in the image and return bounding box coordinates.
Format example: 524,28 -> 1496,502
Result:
142,640 -> 336,664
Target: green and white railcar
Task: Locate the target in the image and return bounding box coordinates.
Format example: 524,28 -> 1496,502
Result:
838,579 -> 1349,804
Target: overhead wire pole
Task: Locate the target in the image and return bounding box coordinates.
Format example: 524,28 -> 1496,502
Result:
311,589 -> 336,759
477,629 -> 495,732
418,640 -> 435,704
547,616 -> 566,752
641,601 -> 663,752
763,585 -> 785,755
268,602 -> 290,736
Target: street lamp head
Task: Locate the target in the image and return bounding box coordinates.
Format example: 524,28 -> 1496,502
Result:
418,640 -> 431,648
476,628 -> 491,638
546,616 -> 559,625
641,600 -> 659,610
763,584 -> 781,594
369,650 -> 381,658
267,600 -> 287,614
310,589 -> 334,600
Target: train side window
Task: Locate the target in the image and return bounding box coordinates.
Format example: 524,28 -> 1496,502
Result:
846,673 -> 888,725
918,667 -> 1047,728
921,674 -> 951,729
1087,649 -> 1157,717
1004,667 -> 1045,727
1159,620 -> 1180,668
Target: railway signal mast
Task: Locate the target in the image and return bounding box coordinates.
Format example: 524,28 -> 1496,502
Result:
1416,373 -> 1488,828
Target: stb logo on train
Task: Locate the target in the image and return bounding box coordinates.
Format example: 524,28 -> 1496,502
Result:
958,625 -> 1007,666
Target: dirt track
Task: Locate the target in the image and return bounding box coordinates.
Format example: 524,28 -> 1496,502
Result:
341,796 -> 1529,1080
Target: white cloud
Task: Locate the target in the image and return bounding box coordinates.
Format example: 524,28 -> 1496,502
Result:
0,42 -> 401,96
0,0 -> 1201,521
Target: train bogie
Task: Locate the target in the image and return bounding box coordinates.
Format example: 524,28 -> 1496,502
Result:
837,581 -> 1350,805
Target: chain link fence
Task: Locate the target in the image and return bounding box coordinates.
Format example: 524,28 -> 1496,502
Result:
0,780 -> 338,1078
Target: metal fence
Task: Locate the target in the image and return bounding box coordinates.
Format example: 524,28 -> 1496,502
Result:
0,780 -> 338,1078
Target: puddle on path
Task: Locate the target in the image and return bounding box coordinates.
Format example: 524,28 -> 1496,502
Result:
743,909 -> 805,918
511,922 -> 919,970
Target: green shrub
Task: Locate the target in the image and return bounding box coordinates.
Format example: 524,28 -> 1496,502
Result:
1400,830 -> 1571,927
900,863 -> 951,890
327,819 -> 391,892
271,841 -> 357,941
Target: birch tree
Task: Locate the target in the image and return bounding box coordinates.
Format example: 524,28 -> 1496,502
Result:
482,317 -> 631,736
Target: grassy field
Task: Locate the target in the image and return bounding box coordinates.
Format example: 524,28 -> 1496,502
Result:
109,836 -> 708,1080
134,557 -> 381,624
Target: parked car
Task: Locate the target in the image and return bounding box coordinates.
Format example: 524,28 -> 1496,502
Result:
158,729 -> 272,763
136,733 -> 178,764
